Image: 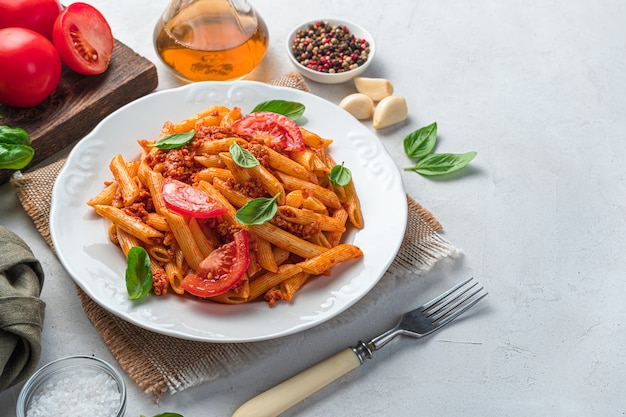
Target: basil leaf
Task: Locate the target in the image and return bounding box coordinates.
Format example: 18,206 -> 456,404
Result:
0,126 -> 31,145
0,143 -> 34,170
229,142 -> 259,168
404,152 -> 477,176
251,100 -> 305,121
235,193 -> 281,225
329,162 -> 352,186
150,130 -> 195,150
125,246 -> 153,300
403,122 -> 437,160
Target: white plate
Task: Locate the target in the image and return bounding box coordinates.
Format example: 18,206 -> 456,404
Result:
50,81 -> 407,343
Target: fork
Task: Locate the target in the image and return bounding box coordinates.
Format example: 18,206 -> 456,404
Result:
232,278 -> 487,417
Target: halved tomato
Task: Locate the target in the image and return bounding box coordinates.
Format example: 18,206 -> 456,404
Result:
162,178 -> 227,218
231,112 -> 305,152
51,2 -> 114,75
181,230 -> 250,297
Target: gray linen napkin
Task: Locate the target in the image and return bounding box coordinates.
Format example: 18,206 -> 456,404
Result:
0,225 -> 45,391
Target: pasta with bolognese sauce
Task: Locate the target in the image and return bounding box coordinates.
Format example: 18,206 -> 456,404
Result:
87,104 -> 363,307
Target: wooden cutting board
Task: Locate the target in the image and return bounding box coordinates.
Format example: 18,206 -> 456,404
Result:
0,39 -> 159,185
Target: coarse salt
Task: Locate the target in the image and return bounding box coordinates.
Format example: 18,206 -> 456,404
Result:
26,367 -> 122,417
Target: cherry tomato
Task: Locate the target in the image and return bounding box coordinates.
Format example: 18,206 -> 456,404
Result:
0,0 -> 62,40
0,27 -> 61,108
181,230 -> 250,297
52,2 -> 114,75
162,178 -> 227,218
231,112 -> 306,152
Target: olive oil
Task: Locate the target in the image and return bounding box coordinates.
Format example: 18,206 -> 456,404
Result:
154,0 -> 269,82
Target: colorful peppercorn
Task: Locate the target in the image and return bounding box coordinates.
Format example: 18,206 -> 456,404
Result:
291,21 -> 371,74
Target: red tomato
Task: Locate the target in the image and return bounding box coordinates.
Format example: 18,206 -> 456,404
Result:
0,27 -> 61,108
181,230 -> 250,297
162,178 -> 227,218
0,0 -> 62,40
52,2 -> 114,75
231,112 -> 306,152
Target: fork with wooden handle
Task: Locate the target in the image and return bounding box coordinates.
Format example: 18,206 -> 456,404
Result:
232,278 -> 487,417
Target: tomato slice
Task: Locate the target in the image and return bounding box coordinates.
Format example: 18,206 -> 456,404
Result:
181,230 -> 250,297
162,178 -> 227,218
231,112 -> 305,152
51,2 -> 114,75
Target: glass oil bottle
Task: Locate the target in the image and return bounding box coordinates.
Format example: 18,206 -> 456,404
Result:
154,0 -> 269,82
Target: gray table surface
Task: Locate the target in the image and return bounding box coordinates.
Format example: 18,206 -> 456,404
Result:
1,0 -> 625,415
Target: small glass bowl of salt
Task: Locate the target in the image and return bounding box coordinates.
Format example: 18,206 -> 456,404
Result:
16,355 -> 127,417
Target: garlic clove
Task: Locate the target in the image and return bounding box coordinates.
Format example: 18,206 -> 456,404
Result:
339,93 -> 374,120
354,77 -> 394,101
372,96 -> 408,129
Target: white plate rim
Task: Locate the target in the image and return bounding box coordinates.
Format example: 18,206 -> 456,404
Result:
50,80 -> 407,343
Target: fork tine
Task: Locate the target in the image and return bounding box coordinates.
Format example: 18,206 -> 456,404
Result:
427,281 -> 479,320
421,277 -> 474,310
432,287 -> 487,328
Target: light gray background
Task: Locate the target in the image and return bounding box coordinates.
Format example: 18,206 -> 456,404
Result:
2,0 -> 625,415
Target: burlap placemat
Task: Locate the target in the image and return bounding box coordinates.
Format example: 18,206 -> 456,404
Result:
10,73 -> 460,398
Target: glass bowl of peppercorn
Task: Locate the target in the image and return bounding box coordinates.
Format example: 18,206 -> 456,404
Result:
286,19 -> 375,84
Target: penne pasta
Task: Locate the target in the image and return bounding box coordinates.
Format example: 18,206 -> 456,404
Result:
212,178 -> 251,209
195,167 -> 233,183
172,105 -> 231,132
143,169 -> 168,214
275,171 -> 341,209
297,244 -> 363,275
144,213 -> 170,232
325,208 -> 349,247
247,249 -> 262,278
309,232 -> 332,249
272,246 -> 291,267
109,154 -> 139,206
276,206 -> 345,232
87,182 -> 117,207
248,264 -> 303,301
163,211 -> 205,270
219,152 -> 252,183
220,107 -> 242,128
248,164 -> 285,205
285,190 -> 326,211
280,271 -> 310,302
188,217 -> 216,257
195,137 -> 246,155
164,262 -> 185,295
115,226 -> 139,255
290,148 -> 315,171
343,179 -> 364,229
249,222 -> 327,259
300,127 -> 333,148
147,244 -> 172,263
194,154 -> 225,168
256,237 -> 277,273
93,204 -> 163,244
266,146 -> 318,184
196,180 -> 239,225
